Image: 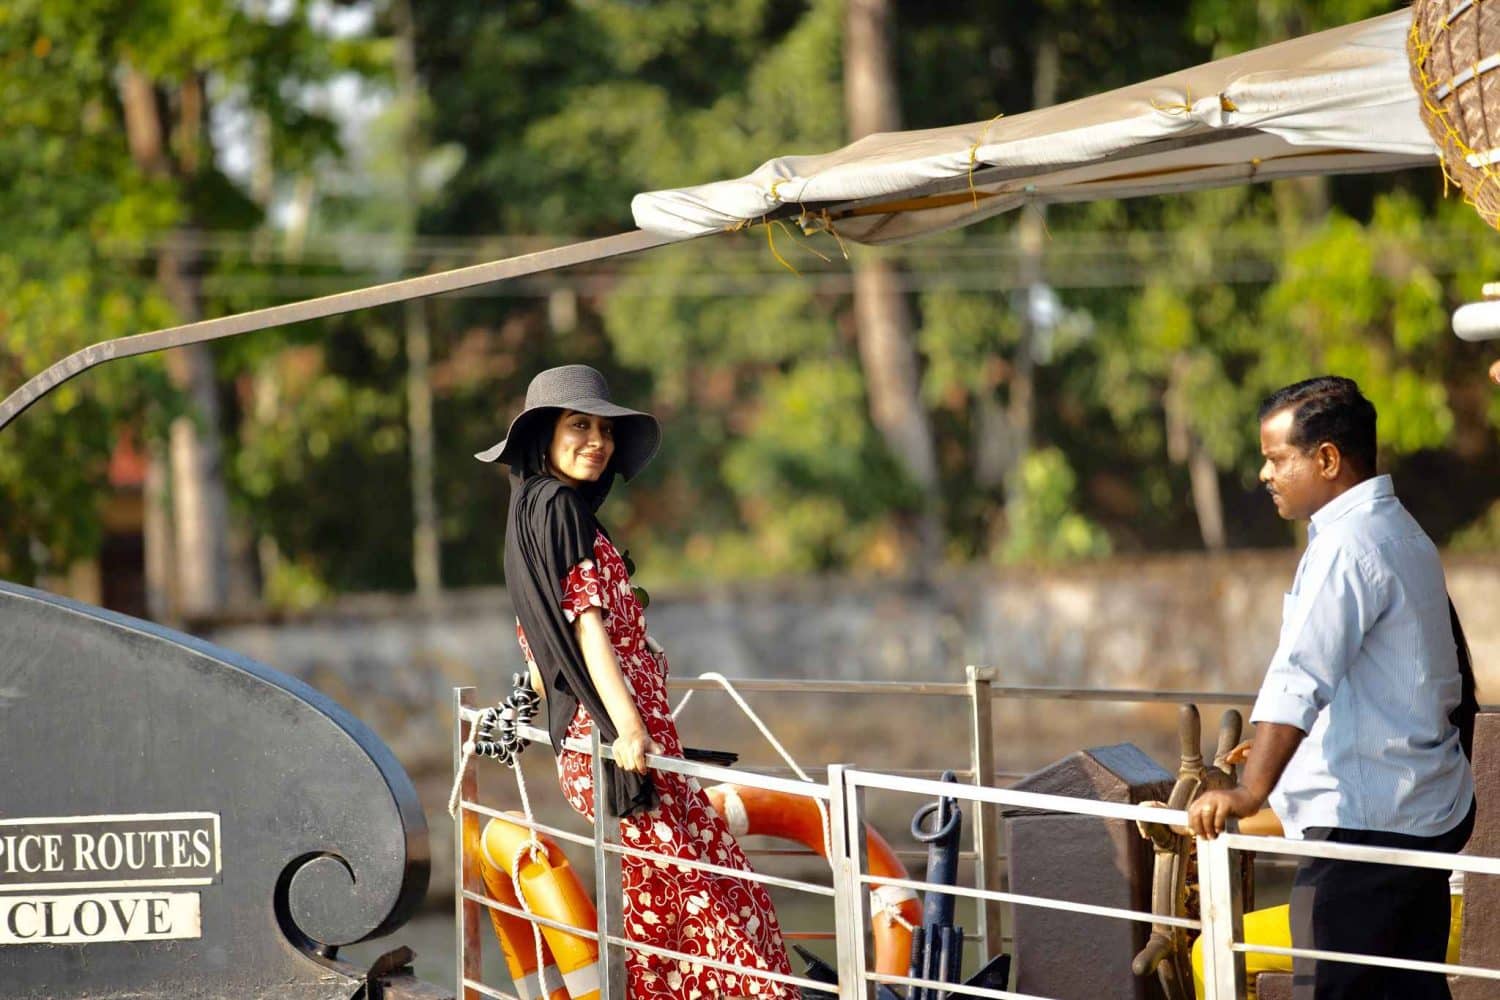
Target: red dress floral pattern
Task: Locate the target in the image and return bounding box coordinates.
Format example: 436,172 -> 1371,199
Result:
516,531 -> 798,1000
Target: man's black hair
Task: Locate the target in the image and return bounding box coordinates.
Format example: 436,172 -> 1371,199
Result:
1257,375 -> 1378,475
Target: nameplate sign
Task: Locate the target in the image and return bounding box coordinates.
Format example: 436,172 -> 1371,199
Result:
0,813 -> 221,892
0,892 -> 201,945
0,583 -> 430,995
0,813 -> 219,946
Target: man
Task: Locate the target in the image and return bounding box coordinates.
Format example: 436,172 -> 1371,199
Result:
1189,375 -> 1475,1000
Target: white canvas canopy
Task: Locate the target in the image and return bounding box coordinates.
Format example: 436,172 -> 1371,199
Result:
632,8 -> 1434,245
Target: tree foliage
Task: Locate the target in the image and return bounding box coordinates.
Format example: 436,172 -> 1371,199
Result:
2,0 -> 1496,600
0,0 -> 378,590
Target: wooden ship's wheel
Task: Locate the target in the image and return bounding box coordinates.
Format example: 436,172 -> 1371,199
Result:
1132,705 -> 1254,1000
1411,0 -> 1500,229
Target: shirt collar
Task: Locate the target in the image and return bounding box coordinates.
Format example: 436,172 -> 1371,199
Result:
1309,474 -> 1392,537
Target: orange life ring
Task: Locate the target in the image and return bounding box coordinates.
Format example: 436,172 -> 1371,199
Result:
475,815 -> 601,1000
704,783 -> 920,978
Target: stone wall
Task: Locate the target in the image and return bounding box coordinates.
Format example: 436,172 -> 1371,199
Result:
202,552 -> 1500,899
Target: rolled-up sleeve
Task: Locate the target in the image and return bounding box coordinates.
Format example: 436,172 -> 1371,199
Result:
1251,544 -> 1388,733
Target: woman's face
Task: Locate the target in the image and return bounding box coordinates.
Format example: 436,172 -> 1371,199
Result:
548,410 -> 615,486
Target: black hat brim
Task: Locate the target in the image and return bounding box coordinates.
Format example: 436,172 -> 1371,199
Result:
474,399 -> 661,480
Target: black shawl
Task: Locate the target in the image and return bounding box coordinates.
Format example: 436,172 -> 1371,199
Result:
504,466 -> 657,818
1451,598 -> 1479,762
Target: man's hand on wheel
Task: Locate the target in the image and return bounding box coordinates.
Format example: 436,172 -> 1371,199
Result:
1188,787 -> 1264,840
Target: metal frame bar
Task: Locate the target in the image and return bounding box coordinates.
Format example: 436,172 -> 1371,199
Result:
662,677 -> 1260,702
848,767 -> 1192,825
1225,943 -> 1500,982
1191,830 -> 1500,996
856,871 -> 1198,930
458,800 -> 595,850
454,687 -> 1500,1000
603,840 -> 837,896
454,687 -> 483,1000
461,978 -> 522,1000
596,932 -> 830,993
462,889 -> 600,940
1197,834 -> 1246,999
1218,832 -> 1500,876
0,229 -> 677,431
828,764 -> 872,1000
458,712 -> 834,799
589,731 -> 628,1000
867,969 -> 1049,1000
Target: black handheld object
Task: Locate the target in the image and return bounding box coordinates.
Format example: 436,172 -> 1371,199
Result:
682,747 -> 739,767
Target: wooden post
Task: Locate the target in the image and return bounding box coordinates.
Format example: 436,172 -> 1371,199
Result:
967,665 -> 1004,962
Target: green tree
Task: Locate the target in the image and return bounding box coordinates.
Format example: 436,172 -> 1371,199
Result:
0,0 -> 367,605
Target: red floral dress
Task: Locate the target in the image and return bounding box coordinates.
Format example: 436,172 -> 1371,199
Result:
517,531 -> 799,1000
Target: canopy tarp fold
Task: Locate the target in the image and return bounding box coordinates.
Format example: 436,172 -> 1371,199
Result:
631,9 -> 1433,245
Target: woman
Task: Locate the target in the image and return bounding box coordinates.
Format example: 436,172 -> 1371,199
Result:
476,365 -> 799,1000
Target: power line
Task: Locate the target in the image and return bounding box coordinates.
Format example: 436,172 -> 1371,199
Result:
89,224 -> 1500,305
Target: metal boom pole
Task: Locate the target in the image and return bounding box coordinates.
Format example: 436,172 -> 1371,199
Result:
0,229 -> 677,432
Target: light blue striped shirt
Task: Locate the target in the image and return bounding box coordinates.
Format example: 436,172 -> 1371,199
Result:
1251,475 -> 1473,839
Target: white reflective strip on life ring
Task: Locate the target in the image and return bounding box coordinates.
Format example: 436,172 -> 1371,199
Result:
871,883 -> 919,908
562,959 -> 601,996
716,785 -> 749,836
870,883 -> 920,927
515,963 -> 565,1000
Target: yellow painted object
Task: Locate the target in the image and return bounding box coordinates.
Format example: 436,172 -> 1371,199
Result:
1190,898 -> 1464,1000
477,815 -> 601,1000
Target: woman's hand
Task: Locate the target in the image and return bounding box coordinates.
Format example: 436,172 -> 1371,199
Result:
1237,807 -> 1285,838
1223,739 -> 1254,766
612,726 -> 663,775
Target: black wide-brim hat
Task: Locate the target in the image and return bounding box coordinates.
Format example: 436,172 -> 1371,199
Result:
474,364 -> 661,480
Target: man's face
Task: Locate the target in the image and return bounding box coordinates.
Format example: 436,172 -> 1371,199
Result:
1258,408 -> 1335,521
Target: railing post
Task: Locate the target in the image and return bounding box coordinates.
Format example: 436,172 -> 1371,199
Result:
591,731 -> 628,1000
829,765 -> 873,1000
966,664 -> 1004,962
1197,833 -> 1246,999
453,687 -> 483,1000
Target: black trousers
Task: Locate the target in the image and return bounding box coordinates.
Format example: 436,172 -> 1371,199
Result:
1290,800 -> 1476,1000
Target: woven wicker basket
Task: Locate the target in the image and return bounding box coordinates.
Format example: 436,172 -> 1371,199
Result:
1411,0 -> 1500,228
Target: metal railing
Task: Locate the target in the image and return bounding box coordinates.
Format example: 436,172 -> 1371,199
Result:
660,667 -> 1261,960
1199,832 -> 1500,994
453,687 -> 843,1000
451,676 -> 1493,999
